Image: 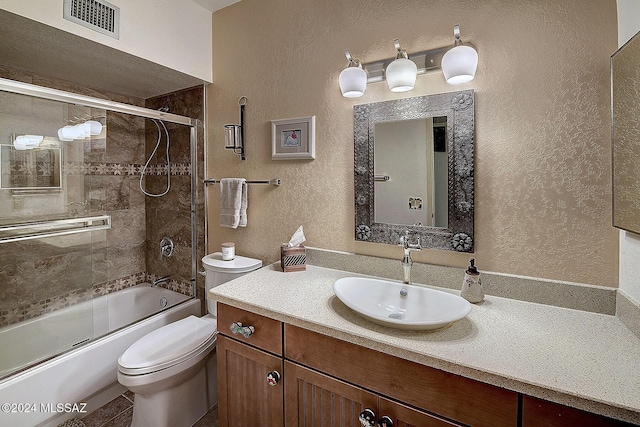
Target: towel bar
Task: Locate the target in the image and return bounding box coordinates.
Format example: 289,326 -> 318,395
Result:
204,178 -> 281,186
0,215 -> 111,244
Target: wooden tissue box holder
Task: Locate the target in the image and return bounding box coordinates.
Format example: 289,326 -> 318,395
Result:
281,244 -> 306,272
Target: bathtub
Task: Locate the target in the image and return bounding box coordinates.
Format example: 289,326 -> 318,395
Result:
0,283 -> 200,427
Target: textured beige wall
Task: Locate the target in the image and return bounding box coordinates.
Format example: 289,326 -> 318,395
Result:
207,0 -> 619,287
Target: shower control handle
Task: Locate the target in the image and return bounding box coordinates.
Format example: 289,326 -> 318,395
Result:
160,236 -> 175,258
230,321 -> 255,338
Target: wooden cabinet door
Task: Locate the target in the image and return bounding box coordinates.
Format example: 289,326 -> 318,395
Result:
217,335 -> 284,427
378,397 -> 464,427
285,361 -> 378,427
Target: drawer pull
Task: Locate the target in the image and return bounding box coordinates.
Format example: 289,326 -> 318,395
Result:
377,416 -> 393,427
359,409 -> 376,427
266,370 -> 280,386
230,321 -> 255,338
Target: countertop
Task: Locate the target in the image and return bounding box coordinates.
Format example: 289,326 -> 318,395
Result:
209,263 -> 640,424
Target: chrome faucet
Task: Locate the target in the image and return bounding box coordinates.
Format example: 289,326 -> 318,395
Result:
152,275 -> 170,288
400,232 -> 421,285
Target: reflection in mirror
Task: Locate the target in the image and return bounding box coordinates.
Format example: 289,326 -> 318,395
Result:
612,31 -> 640,234
0,90 -> 104,227
0,144 -> 62,190
374,117 -> 448,227
354,90 -> 474,252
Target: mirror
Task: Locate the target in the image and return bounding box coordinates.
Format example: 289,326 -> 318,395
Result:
0,144 -> 62,190
612,31 -> 640,234
374,117 -> 448,228
354,90 -> 474,252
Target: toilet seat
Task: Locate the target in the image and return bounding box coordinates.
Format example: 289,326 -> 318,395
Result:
118,315 -> 217,376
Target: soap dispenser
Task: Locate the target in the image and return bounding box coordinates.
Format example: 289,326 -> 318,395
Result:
461,258 -> 484,303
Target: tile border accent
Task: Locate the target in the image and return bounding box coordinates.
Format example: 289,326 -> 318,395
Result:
63,162 -> 191,176
306,247 -> 617,315
146,273 -> 192,296
0,272 -> 192,328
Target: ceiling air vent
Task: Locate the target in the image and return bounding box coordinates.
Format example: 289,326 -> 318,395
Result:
63,0 -> 120,39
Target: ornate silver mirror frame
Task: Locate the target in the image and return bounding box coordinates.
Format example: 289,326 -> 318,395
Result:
354,89 -> 475,252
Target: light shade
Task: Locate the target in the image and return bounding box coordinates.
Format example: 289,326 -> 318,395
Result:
441,25 -> 478,84
441,45 -> 478,84
386,57 -> 418,92
339,65 -> 367,98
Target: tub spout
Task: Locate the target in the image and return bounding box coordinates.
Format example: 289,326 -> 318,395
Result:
152,275 -> 170,288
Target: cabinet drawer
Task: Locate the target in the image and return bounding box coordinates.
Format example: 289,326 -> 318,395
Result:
522,396 -> 636,427
217,303 -> 283,355
285,324 -> 518,427
379,397 -> 464,427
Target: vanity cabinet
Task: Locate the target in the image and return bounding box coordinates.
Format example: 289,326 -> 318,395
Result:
216,303 -> 636,427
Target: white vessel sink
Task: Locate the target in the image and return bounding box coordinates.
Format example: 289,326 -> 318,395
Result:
333,277 -> 471,331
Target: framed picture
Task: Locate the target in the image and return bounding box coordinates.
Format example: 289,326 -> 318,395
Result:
271,115 -> 315,160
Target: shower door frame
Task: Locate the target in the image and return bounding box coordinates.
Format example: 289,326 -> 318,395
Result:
0,77 -> 200,298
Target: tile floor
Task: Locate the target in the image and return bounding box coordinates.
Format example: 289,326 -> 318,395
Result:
80,391 -> 219,427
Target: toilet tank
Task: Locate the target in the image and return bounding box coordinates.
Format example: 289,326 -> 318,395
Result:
201,252 -> 262,316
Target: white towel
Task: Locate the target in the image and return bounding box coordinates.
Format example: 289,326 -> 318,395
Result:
220,178 -> 247,228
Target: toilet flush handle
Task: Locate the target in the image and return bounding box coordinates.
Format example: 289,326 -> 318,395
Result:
230,321 -> 255,338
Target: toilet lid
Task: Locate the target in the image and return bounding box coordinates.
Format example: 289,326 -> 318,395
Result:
201,252 -> 262,273
118,315 -> 217,375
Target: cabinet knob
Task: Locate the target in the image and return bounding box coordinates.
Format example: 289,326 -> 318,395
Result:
230,321 -> 255,338
358,409 -> 376,427
377,416 -> 393,427
266,370 -> 280,386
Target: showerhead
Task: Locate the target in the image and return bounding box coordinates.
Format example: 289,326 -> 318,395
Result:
158,106 -> 169,113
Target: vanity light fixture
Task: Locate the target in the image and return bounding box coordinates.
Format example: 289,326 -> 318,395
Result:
339,50 -> 367,98
12,134 -> 43,150
56,120 -> 103,142
340,25 -> 478,96
385,39 -> 418,92
224,96 -> 247,160
441,24 -> 478,84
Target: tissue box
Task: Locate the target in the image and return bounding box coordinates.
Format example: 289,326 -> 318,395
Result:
281,244 -> 306,272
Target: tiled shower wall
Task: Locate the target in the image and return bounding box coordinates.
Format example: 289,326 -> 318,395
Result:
0,65 -> 205,327
144,88 -> 206,308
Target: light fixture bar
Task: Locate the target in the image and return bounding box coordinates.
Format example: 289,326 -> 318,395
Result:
362,44 -> 474,84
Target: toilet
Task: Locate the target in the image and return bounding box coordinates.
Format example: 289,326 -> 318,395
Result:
117,253 -> 262,427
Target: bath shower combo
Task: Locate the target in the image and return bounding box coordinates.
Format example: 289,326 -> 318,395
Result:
0,77 -> 201,427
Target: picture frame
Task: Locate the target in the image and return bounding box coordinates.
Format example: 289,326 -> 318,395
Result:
271,115 -> 315,160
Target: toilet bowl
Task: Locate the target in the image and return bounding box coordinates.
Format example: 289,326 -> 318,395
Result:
117,253 -> 262,427
117,315 -> 218,427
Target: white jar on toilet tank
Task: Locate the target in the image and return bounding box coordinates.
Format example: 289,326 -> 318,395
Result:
221,242 -> 235,260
